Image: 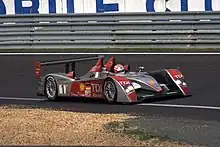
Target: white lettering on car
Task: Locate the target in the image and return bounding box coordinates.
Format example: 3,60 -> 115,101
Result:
174,74 -> 184,79
119,81 -> 130,86
91,84 -> 102,92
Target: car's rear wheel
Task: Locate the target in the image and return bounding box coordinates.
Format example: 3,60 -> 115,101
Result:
103,78 -> 117,103
45,76 -> 58,101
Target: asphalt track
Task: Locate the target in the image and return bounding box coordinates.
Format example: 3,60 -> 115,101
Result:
0,54 -> 219,118
1,54 -> 220,146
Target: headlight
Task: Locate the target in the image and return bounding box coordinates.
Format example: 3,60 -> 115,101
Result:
132,82 -> 141,89
125,85 -> 135,94
175,80 -> 182,85
127,85 -> 134,91
182,82 -> 187,86
175,79 -> 187,87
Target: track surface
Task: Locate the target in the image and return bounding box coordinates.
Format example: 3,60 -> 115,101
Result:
0,54 -> 220,146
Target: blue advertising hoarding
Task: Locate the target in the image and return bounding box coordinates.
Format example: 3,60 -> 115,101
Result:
0,0 -> 218,15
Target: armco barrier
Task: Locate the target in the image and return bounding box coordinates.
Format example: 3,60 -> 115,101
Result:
0,11 -> 220,49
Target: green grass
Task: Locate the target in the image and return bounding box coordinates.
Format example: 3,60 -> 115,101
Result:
105,121 -> 169,141
1,48 -> 220,53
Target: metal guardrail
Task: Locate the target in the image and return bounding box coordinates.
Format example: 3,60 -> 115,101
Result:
0,11 -> 220,49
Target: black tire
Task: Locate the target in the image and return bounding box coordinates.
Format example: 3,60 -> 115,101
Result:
103,78 -> 117,103
44,76 -> 59,101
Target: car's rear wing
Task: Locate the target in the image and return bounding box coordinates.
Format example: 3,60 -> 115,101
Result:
35,55 -> 104,79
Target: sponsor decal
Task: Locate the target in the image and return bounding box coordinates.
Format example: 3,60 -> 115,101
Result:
119,81 -> 130,86
85,86 -> 91,96
174,74 -> 184,79
147,80 -> 162,92
148,80 -> 156,86
79,83 -> 85,91
91,83 -> 102,93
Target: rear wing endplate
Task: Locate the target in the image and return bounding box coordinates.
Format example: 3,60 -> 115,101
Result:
35,55 -> 104,78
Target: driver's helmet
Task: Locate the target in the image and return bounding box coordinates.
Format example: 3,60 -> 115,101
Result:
114,64 -> 125,73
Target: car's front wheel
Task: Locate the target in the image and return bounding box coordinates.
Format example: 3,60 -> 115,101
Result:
103,78 -> 117,103
45,76 -> 58,101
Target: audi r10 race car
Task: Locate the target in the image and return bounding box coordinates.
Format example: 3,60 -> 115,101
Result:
36,56 -> 191,104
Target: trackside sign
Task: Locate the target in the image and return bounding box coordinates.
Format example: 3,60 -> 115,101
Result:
0,0 -> 219,15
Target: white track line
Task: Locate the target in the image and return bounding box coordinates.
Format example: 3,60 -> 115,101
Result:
0,97 -> 44,101
138,103 -> 220,110
0,53 -> 219,55
1,97 -> 220,110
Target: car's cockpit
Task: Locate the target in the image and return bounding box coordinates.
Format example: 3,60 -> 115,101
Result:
67,56 -> 131,80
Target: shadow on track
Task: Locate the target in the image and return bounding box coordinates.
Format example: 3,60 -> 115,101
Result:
141,95 -> 191,104
45,94 -> 190,105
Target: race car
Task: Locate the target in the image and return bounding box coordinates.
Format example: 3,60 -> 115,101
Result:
36,55 -> 191,103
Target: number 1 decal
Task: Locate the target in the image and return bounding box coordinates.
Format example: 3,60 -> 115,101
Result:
59,84 -> 67,94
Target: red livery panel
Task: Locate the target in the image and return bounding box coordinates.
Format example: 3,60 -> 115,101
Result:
167,69 -> 189,95
111,76 -> 137,102
71,80 -> 104,98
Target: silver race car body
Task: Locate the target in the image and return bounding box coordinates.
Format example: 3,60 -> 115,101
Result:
36,56 -> 191,103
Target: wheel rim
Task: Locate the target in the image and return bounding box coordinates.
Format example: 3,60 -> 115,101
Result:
104,81 -> 116,101
46,78 -> 56,98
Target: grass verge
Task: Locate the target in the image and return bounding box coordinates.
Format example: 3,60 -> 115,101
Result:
105,121 -> 158,141
0,48 -> 220,53
104,121 -> 190,147
0,105 -> 193,146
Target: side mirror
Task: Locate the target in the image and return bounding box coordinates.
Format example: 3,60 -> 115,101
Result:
138,66 -> 144,72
